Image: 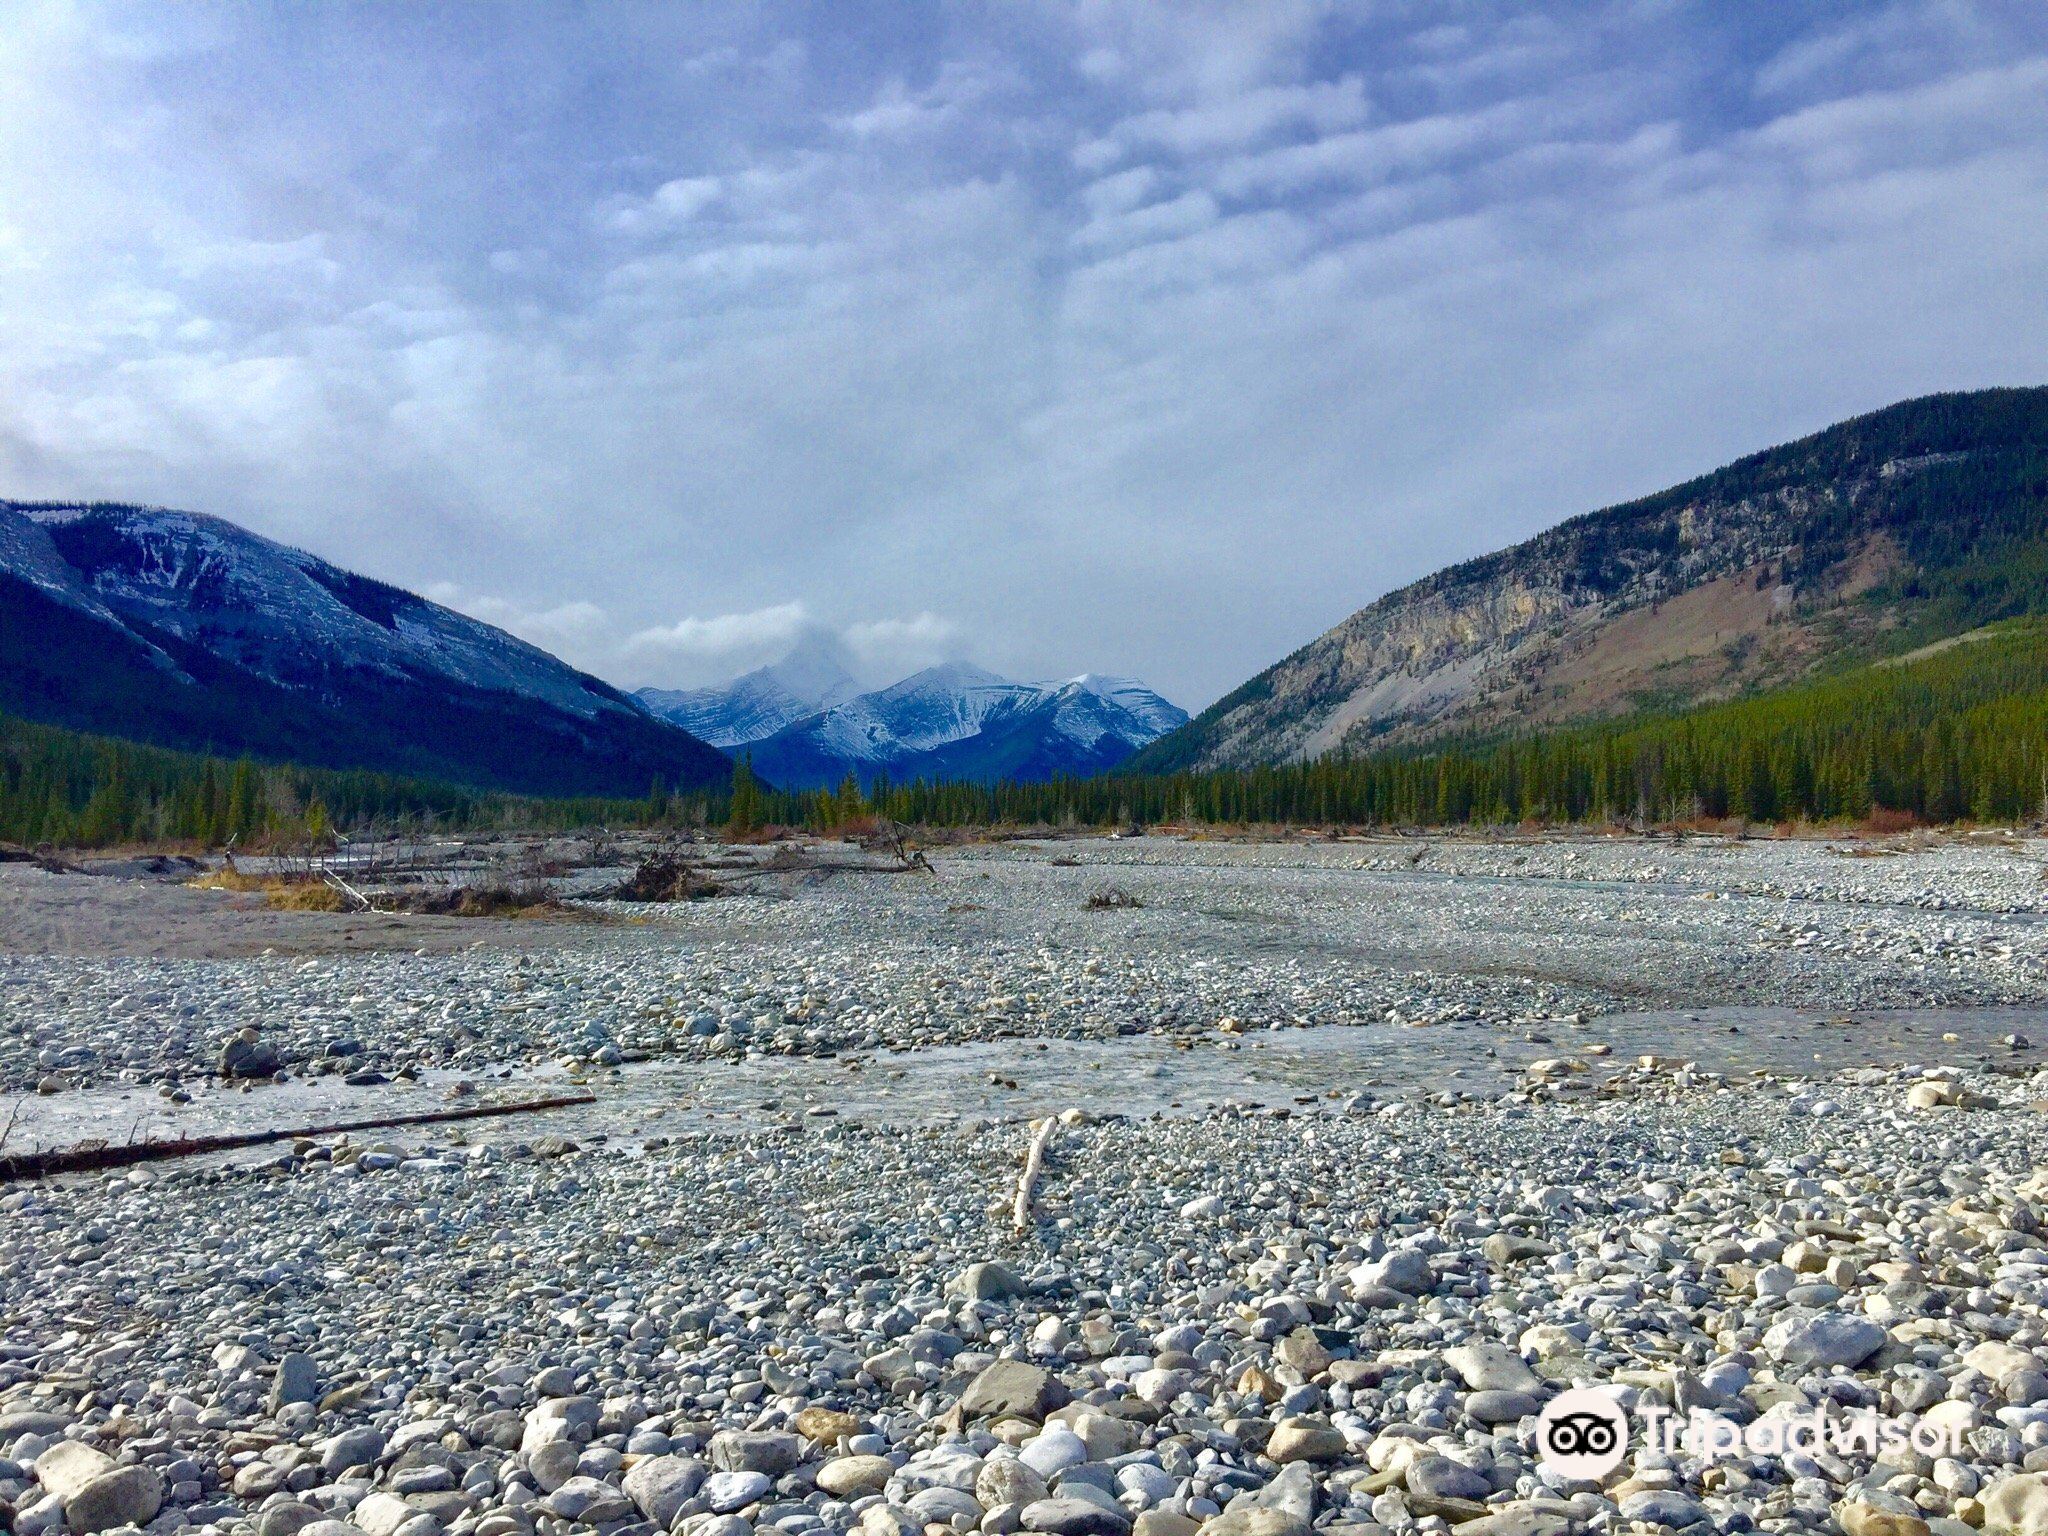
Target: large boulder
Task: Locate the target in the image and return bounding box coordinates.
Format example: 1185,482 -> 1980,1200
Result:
1452,1504 -> 1574,1536
319,1428 -> 386,1476
33,1445 -> 167,1536
793,1408 -> 864,1448
1762,1311 -> 1887,1369
1619,1491 -> 1709,1529
623,1455 -> 705,1526
951,1262 -> 1028,1301
701,1470 -> 772,1513
960,1361 -> 1070,1424
1349,1248 -> 1434,1297
1969,1343 -> 2043,1385
0,1413 -> 71,1441
1838,1501 -> 1932,1536
219,1030 -> 282,1079
1022,1498 -> 1132,1536
350,1495 -> 420,1536
817,1456 -> 896,1498
542,1478 -> 634,1524
1202,1463 -> 1317,1536
66,1468 -> 164,1534
269,1353 -> 321,1414
978,1458 -> 1050,1509
1406,1457 -> 1491,1503
1479,1234 -> 1556,1267
709,1430 -> 802,1476
1266,1420 -> 1345,1464
1443,1342 -> 1541,1395
1199,1510 -> 1305,1536
34,1445 -> 113,1505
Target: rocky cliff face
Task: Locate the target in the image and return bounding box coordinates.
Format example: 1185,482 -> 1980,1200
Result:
1133,388 -> 2048,773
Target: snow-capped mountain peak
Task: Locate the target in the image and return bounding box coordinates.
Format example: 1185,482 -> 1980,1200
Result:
740,660 -> 1187,789
1060,673 -> 1194,738
636,629 -> 861,749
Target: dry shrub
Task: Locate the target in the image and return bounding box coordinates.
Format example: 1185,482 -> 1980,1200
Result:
266,881 -> 347,912
1861,807 -> 1921,835
1662,816 -> 1749,836
608,854 -> 724,902
383,880 -> 581,918
723,823 -> 793,845
1085,885 -> 1143,910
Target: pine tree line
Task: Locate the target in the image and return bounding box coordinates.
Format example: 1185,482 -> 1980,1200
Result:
11,619 -> 2048,848
0,714 -> 710,847
754,622 -> 2048,832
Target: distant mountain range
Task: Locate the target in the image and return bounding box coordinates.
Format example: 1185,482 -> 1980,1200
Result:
34,387 -> 2035,805
1131,387 -> 2048,774
637,656 -> 1186,789
636,632 -> 863,750
0,501 -> 730,796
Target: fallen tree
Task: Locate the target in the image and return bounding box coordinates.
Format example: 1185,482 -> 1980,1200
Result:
0,1091 -> 596,1182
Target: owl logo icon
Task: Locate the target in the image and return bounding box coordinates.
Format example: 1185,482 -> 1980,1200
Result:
1534,1388 -> 1629,1478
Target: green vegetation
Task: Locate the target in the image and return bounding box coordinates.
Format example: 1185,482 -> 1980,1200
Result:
10,616 -> 2048,848
761,621 -> 2048,830
1130,386 -> 2048,776
0,712 -> 718,847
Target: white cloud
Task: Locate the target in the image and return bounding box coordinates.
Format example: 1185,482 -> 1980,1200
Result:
623,606 -> 968,689
606,174 -> 724,235
417,587 -> 971,691
625,601 -> 811,660
1,0 -> 2047,713
843,612 -> 964,676
1092,76 -> 1370,161
423,584 -> 615,669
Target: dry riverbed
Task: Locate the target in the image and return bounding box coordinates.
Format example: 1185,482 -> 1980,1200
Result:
7,834 -> 2048,1536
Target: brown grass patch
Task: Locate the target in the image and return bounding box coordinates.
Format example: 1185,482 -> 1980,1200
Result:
267,882 -> 348,911
189,869 -> 346,912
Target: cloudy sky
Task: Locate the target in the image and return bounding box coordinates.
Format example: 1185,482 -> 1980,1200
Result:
4,1 -> 2048,708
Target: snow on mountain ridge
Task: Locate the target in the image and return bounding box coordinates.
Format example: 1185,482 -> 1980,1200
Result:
15,501 -> 624,720
0,498 -> 733,796
742,660 -> 1188,788
636,631 -> 861,748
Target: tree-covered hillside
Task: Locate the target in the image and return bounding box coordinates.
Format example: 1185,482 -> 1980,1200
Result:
778,621 -> 2048,829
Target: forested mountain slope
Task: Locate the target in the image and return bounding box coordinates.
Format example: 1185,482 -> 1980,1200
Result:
1133,389 -> 2048,772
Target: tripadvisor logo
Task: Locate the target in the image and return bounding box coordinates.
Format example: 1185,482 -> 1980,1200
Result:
1534,1388 -> 1630,1478
1531,1386 -> 1965,1479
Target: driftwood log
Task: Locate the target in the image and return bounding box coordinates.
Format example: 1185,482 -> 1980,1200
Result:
0,1091 -> 595,1182
1013,1114 -> 1059,1229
